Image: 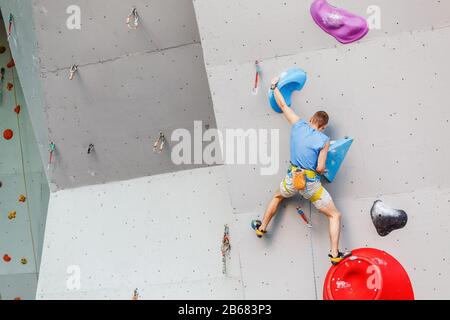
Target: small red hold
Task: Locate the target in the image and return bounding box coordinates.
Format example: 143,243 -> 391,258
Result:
3,129 -> 13,140
14,105 -> 21,114
7,58 -> 15,68
3,254 -> 11,262
7,82 -> 13,91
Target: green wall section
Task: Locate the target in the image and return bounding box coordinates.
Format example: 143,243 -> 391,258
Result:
0,15 -> 49,300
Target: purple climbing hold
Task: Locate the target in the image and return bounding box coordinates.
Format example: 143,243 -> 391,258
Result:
310,0 -> 369,44
370,200 -> 408,237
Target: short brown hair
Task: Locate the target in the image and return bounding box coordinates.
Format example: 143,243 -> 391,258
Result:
311,111 -> 329,128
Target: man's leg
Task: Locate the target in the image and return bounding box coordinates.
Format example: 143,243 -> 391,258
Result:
260,192 -> 286,231
317,200 -> 341,258
306,183 -> 350,264
253,170 -> 296,237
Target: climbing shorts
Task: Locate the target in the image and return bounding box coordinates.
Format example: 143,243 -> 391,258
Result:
279,166 -> 332,209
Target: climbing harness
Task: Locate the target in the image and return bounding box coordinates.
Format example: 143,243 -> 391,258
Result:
69,64 -> 78,80
221,224 -> 231,275
87,143 -> 95,154
153,131 -> 165,153
252,60 -> 262,95
126,7 -> 140,30
296,207 -> 312,228
48,142 -> 56,168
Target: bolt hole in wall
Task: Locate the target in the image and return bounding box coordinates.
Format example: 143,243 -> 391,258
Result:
0,12 -> 50,300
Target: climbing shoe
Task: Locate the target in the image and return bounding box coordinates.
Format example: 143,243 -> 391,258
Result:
251,220 -> 267,238
328,251 -> 352,265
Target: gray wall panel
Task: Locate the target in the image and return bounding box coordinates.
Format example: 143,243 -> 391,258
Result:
42,44 -> 216,190
37,167 -> 243,299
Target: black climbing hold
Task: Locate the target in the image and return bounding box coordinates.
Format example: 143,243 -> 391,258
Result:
370,200 -> 408,237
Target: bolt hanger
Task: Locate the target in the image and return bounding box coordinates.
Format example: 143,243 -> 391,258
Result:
69,64 -> 78,80
126,7 -> 140,30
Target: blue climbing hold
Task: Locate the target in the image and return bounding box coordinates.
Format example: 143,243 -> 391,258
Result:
324,137 -> 353,182
269,67 -> 307,113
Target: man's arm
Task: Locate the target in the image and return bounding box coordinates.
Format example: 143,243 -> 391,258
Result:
272,79 -> 300,125
316,141 -> 330,174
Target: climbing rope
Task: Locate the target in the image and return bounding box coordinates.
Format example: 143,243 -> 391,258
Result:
126,7 -> 140,30
9,49 -> 39,280
152,131 -> 165,153
221,224 -> 231,275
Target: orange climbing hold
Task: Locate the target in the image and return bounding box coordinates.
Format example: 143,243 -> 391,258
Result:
14,105 -> 21,114
7,58 -> 15,68
7,82 -> 13,91
14,297 -> 22,300
3,254 -> 11,262
18,194 -> 26,202
3,129 -> 13,140
8,211 -> 16,220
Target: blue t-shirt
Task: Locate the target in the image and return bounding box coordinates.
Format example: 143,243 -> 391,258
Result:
290,120 -> 330,170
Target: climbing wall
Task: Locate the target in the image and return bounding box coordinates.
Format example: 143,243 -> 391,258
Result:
193,0 -> 450,299
0,16 -> 49,300
2,0 -> 217,191
3,0 -> 450,300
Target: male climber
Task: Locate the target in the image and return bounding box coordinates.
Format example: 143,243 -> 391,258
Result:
252,77 -> 350,265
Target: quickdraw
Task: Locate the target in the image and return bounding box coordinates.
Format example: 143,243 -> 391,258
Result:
296,207 -> 312,228
153,131 -> 165,153
69,64 -> 78,80
252,60 -> 262,95
221,224 -> 231,275
132,288 -> 139,300
126,7 -> 140,30
87,143 -> 95,154
48,142 -> 56,168
8,14 -> 13,38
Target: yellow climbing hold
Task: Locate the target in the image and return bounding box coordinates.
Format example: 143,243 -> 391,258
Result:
8,211 -> 16,220
18,195 -> 26,202
20,258 -> 28,265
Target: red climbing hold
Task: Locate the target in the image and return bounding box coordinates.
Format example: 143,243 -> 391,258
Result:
7,58 -> 15,68
3,254 -> 11,262
14,105 -> 21,114
7,82 -> 13,91
323,248 -> 414,300
3,129 -> 13,140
